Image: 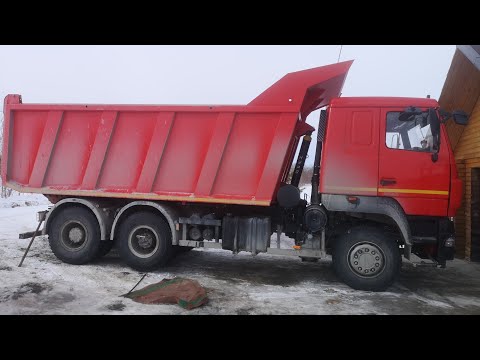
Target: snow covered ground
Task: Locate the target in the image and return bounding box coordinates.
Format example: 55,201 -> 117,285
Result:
0,192 -> 51,209
300,184 -> 312,203
1,196 -> 480,314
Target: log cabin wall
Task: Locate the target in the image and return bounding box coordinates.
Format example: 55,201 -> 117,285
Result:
439,46 -> 480,260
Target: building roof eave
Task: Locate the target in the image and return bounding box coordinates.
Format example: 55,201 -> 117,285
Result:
457,45 -> 480,71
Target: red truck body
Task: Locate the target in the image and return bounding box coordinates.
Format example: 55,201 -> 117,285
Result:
1,62 -> 351,206
1,60 -> 466,292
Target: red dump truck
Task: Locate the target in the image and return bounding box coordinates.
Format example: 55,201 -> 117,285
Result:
1,61 -> 468,291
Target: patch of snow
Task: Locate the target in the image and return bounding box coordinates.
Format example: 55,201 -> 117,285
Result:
1,204 -> 480,314
0,193 -> 51,209
445,296 -> 480,308
300,184 -> 312,203
408,293 -> 453,309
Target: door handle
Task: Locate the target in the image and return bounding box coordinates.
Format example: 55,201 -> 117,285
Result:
380,178 -> 397,186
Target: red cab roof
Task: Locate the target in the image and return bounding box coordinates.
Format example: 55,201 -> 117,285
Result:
331,97 -> 439,108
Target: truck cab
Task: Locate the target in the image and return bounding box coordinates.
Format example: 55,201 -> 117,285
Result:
313,98 -> 465,289
321,97 -> 462,219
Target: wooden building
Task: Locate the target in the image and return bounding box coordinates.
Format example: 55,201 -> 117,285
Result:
439,45 -> 480,261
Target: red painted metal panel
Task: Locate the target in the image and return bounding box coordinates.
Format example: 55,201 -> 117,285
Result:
152,112 -> 217,194
81,111 -> 118,189
320,100 -> 455,218
28,111 -> 64,187
320,107 -> 380,196
10,110 -> 48,185
1,95 -> 21,184
2,62 -> 353,206
378,107 -> 450,216
255,113 -> 298,200
97,112 -> 157,191
331,97 -> 439,109
44,111 -> 103,187
194,113 -> 235,196
210,113 -> 290,200
250,61 -> 353,120
6,104 -> 297,113
136,112 -> 174,193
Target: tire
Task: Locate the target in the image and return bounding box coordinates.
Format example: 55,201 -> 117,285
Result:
48,206 -> 102,265
117,212 -> 173,271
97,241 -> 115,258
332,226 -> 401,291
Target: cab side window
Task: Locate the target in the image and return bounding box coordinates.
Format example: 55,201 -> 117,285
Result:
385,111 -> 433,152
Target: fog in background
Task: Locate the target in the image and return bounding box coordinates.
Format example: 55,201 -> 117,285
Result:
0,45 -> 456,166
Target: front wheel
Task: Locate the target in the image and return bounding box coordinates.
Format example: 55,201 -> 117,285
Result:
332,226 -> 401,291
118,212 -> 173,271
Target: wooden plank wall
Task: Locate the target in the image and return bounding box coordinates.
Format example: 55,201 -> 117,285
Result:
450,95 -> 480,259
439,48 -> 480,260
464,158 -> 480,260
472,168 -> 480,261
455,160 -> 467,258
440,49 -> 480,151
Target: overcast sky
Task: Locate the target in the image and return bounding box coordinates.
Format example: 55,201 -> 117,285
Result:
0,45 -> 455,104
0,45 -> 456,164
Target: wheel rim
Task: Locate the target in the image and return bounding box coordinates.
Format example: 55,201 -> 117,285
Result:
347,242 -> 385,278
60,221 -> 88,251
128,225 -> 159,259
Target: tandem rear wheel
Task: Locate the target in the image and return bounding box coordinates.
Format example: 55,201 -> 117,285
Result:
117,212 -> 173,271
48,206 -> 103,264
332,226 -> 401,291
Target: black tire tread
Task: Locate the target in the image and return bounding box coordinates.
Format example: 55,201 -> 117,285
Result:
332,226 -> 401,291
117,212 -> 172,271
48,206 -> 101,265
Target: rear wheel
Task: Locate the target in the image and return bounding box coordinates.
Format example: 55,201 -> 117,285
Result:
118,212 -> 173,271
332,226 -> 401,291
48,206 -> 102,265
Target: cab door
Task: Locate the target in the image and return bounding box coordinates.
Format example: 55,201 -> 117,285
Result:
378,108 -> 450,217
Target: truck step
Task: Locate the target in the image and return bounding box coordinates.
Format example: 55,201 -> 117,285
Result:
19,230 -> 43,239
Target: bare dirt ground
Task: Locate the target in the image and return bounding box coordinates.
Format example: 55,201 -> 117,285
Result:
1,203 -> 480,315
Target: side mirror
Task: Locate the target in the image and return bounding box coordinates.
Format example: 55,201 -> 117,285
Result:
452,110 -> 468,125
438,109 -> 451,123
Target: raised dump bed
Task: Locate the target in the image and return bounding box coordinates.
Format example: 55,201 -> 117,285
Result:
1,61 -> 351,206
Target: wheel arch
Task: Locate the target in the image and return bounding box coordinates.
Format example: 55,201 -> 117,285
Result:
322,194 -> 412,259
43,198 -> 111,240
110,201 -> 179,244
